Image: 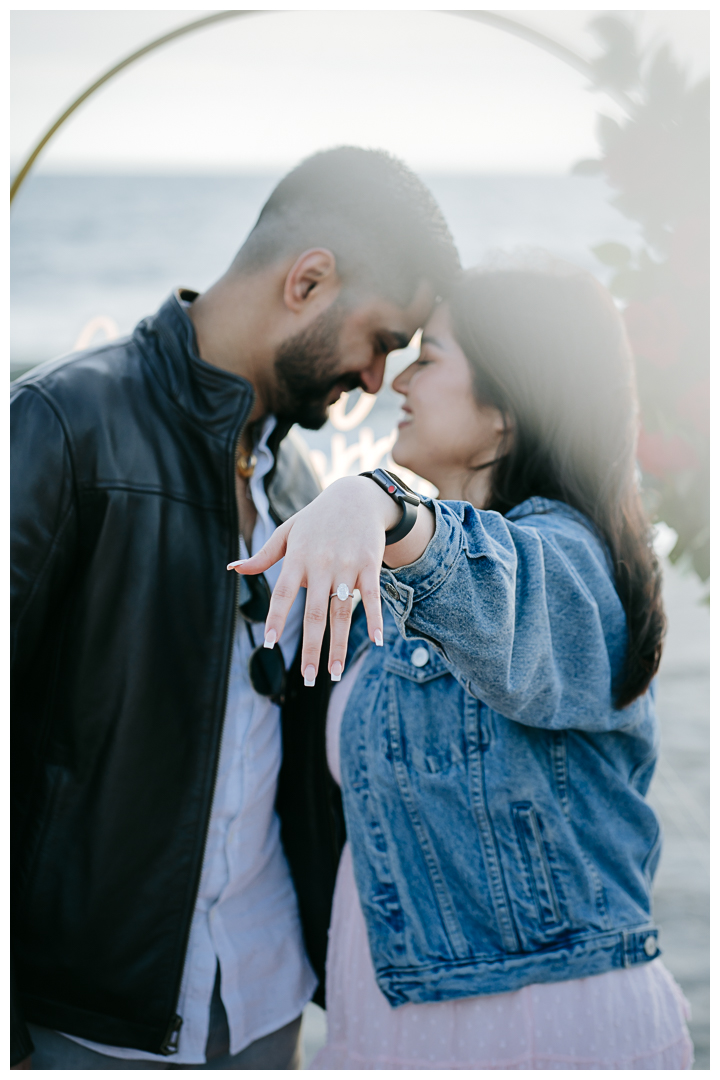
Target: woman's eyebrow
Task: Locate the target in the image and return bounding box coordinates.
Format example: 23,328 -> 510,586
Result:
420,334 -> 442,347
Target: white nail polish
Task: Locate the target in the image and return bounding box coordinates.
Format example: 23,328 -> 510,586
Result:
374,629 -> 384,647
304,665 -> 316,687
331,661 -> 343,682
264,629 -> 277,650
227,559 -> 246,570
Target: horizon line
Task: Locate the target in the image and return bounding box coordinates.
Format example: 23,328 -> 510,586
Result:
11,166 -> 587,180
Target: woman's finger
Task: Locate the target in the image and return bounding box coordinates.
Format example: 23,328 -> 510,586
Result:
358,566 -> 384,647
327,580 -> 358,681
299,581 -> 334,686
262,568 -> 304,650
226,519 -> 291,575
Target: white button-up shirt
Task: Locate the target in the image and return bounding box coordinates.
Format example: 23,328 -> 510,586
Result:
65,416 -> 316,1062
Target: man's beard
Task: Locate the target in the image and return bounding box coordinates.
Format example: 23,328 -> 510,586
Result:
272,303 -> 364,430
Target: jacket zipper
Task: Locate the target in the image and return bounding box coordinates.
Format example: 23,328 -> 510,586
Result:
161,419 -> 246,1053
159,1013 -> 183,1056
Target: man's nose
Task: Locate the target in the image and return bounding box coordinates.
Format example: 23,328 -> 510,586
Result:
360,355 -> 386,396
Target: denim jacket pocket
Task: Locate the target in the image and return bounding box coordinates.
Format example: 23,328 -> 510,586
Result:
509,802 -> 570,947
512,803 -> 563,925
383,638 -> 463,775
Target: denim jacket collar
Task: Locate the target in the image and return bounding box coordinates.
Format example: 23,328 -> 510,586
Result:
506,496 -> 592,528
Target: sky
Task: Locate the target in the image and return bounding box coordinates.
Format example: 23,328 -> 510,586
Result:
10,7 -> 711,176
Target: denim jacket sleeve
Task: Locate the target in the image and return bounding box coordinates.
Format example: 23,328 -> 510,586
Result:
379,498 -> 639,732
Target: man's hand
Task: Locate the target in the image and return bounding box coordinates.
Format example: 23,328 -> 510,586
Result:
227,474 -> 435,683
11,1057 -> 31,1069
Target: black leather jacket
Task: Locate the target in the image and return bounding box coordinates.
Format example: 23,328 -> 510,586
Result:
10,293 -> 344,1064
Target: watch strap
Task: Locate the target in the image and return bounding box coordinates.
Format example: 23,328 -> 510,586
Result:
384,498 -> 418,545
360,469 -> 421,545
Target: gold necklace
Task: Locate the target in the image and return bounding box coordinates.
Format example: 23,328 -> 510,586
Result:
236,449 -> 257,479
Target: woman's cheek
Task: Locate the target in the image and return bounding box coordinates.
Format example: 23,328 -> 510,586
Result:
393,426 -> 422,471
392,427 -> 413,463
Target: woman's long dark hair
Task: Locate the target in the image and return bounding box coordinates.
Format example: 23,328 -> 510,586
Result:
449,262 -> 665,708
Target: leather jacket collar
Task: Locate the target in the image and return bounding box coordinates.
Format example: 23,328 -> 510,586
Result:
135,289 -> 256,440
135,290 -> 304,519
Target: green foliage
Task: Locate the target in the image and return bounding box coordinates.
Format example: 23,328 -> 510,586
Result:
591,242 -> 632,268
596,113 -> 623,151
580,15 -> 710,584
571,158 -> 603,176
588,16 -> 641,92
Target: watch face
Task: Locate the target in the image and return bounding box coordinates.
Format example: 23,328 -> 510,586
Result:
366,468 -> 418,503
378,469 -> 403,492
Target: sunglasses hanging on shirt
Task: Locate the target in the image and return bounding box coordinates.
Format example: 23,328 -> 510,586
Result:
237,572 -> 287,705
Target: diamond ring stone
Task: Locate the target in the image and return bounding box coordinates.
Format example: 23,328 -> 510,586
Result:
330,583 -> 351,601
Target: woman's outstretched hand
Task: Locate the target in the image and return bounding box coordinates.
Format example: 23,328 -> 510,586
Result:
227,475 -> 435,684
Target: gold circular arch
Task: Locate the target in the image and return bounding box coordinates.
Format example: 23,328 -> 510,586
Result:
10,9 -> 635,205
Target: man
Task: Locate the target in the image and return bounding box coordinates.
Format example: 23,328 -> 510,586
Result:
11,147 -> 460,1068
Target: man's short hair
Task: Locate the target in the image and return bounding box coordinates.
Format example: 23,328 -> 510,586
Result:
233,147 -> 460,306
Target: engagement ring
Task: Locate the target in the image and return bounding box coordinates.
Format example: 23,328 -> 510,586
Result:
330,583 -> 352,601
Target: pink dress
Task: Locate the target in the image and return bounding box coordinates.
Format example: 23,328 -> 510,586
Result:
311,654 -> 693,1070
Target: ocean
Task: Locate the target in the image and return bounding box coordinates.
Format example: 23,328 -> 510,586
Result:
10,172 -> 640,479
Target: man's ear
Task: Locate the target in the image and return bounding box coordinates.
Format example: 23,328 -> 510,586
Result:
283,249 -> 339,313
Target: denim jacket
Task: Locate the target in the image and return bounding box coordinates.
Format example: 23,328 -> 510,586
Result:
341,497 -> 662,1007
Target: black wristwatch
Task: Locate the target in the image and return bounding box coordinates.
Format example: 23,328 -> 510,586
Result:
360,468 -> 421,545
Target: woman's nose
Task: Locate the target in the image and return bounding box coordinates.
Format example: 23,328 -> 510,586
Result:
391,364 -> 413,396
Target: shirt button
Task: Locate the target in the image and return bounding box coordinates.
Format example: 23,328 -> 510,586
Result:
386,584 -> 400,600
411,646 -> 429,668
644,935 -> 658,957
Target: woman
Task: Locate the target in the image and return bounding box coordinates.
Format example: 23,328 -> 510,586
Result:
229,262 -> 693,1069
